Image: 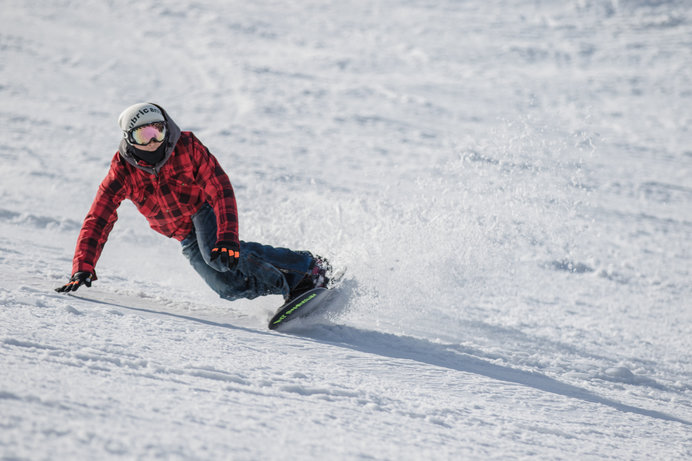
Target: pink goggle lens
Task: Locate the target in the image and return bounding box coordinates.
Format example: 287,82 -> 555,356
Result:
130,122 -> 166,145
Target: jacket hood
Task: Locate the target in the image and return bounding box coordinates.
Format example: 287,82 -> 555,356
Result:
118,103 -> 181,175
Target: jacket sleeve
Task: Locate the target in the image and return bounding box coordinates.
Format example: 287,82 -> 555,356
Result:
190,134 -> 239,245
71,156 -> 128,276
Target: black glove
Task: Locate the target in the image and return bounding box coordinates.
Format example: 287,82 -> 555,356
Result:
210,241 -> 240,270
55,271 -> 93,293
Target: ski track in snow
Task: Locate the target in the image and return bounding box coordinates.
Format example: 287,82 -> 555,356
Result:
1,0 -> 692,459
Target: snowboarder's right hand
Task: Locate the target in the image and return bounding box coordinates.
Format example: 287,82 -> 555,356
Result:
55,271 -> 93,293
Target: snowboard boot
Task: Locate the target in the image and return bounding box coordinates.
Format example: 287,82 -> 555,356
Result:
287,255 -> 332,301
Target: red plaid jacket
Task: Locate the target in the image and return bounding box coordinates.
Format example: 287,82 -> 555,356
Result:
72,132 -> 238,276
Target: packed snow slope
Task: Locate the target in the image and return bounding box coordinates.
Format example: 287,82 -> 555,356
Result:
1,0 -> 691,459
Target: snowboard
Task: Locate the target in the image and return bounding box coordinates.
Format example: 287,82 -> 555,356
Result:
268,287 -> 338,330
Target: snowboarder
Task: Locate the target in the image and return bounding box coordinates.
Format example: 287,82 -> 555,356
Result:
56,102 -> 330,302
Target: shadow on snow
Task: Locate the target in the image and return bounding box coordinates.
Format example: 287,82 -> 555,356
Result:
70,293 -> 689,426
291,323 -> 691,427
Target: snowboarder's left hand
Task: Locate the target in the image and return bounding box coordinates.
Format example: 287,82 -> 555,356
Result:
210,241 -> 240,270
55,271 -> 93,293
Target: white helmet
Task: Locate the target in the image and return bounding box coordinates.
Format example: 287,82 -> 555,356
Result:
118,102 -> 165,132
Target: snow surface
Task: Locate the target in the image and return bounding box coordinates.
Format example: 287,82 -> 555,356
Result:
1,0 -> 691,459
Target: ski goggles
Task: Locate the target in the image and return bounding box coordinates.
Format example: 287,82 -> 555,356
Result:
127,122 -> 167,146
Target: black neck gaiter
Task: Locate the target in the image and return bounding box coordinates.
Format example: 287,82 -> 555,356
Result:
131,142 -> 167,166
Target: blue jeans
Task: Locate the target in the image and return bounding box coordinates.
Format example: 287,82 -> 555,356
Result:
181,203 -> 313,301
